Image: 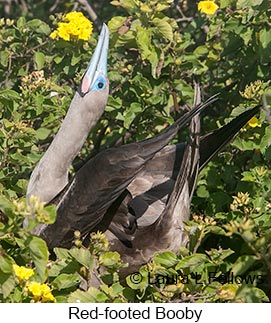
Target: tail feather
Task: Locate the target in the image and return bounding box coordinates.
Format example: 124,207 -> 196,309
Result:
199,105 -> 261,171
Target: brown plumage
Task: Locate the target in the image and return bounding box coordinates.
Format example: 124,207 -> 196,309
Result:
26,25 -> 261,279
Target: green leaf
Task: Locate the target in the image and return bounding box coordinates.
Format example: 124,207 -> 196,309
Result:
232,137 -> 259,151
44,204 -> 57,224
237,0 -> 263,8
123,110 -> 136,129
240,27 -> 253,46
259,28 -> 271,63
0,255 -> 13,273
129,102 -> 142,113
34,52 -> 45,70
28,236 -> 49,282
194,45 -> 209,58
113,0 -> 137,9
123,102 -> 143,128
260,125 -> 271,154
218,248 -> 235,261
0,195 -> 13,212
152,17 -> 173,42
71,53 -> 81,66
173,79 -> 194,101
219,0 -> 236,8
99,252 -> 121,267
122,287 -> 135,301
236,285 -> 269,302
68,248 -> 95,269
100,282 -> 124,298
106,96 -> 122,111
53,247 -> 70,260
0,51 -> 9,67
110,282 -> 124,295
259,28 -> 271,49
17,16 -> 26,28
0,271 -> 16,299
176,254 -> 209,270
196,185 -> 210,198
108,16 -> 127,32
253,196 -> 265,212
206,225 -> 225,236
26,19 -> 50,34
48,258 -> 80,278
231,255 -> 257,276
136,26 -> 152,60
150,47 -> 161,79
156,3 -> 171,11
52,273 -> 80,290
153,251 -> 177,268
241,171 -> 255,182
68,287 -> 108,302
36,128 -> 51,140
54,56 -> 64,64
0,89 -> 20,100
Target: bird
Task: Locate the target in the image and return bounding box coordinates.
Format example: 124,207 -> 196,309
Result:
26,24 -> 260,277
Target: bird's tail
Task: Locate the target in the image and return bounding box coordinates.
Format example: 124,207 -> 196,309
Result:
199,105 -> 261,171
136,92 -> 219,159
154,83 -> 202,236
155,101 -> 261,243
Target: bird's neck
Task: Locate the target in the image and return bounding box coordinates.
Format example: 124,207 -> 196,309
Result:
45,93 -> 97,175
27,92 -> 104,204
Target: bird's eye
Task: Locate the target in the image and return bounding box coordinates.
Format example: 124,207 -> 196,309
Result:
98,82 -> 104,89
91,76 -> 106,91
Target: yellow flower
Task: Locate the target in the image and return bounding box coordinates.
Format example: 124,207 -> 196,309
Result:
176,277 -> 184,289
27,282 -> 56,303
13,264 -> 34,282
248,116 -> 261,128
50,11 -> 93,41
198,1 -> 219,15
217,284 -> 238,300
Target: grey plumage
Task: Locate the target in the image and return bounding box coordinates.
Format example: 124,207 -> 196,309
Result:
26,24 -> 109,234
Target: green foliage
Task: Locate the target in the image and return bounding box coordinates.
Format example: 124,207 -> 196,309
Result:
1,0 -> 271,303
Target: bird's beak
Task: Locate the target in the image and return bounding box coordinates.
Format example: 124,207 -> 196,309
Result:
78,23 -> 109,96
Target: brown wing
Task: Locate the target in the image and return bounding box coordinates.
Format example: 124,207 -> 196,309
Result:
107,105 -> 261,248
40,96 -> 217,249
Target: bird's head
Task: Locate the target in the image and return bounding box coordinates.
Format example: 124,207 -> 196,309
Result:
76,23 -> 109,114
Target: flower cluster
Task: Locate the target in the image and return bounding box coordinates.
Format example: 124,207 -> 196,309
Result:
192,214 -> 217,230
13,264 -> 56,302
50,11 -> 93,41
0,18 -> 14,26
13,264 -> 34,283
230,192 -> 250,212
89,231 -> 109,255
198,1 -> 219,15
27,282 -> 56,303
20,70 -> 46,91
240,80 -> 266,102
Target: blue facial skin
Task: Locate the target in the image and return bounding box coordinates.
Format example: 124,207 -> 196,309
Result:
78,24 -> 108,96
90,75 -> 106,91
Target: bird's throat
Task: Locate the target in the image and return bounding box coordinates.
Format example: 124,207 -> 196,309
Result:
27,92 -> 105,204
